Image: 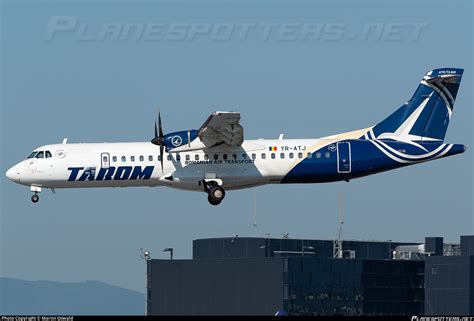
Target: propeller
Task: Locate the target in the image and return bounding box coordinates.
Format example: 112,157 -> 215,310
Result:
151,111 -> 165,172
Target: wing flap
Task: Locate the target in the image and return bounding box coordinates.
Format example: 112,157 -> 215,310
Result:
198,111 -> 244,147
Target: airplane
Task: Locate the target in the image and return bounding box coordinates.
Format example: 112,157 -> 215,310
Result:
5,68 -> 466,206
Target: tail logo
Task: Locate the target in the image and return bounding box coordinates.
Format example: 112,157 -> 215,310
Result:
368,68 -> 463,143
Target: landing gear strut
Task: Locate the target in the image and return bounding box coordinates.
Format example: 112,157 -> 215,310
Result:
203,180 -> 225,206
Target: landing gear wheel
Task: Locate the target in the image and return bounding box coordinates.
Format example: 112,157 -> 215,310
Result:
207,185 -> 225,206
31,194 -> 39,203
208,195 -> 221,206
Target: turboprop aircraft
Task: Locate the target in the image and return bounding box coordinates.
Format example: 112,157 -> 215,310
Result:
5,68 -> 466,205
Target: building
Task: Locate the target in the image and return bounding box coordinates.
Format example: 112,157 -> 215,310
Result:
192,237 -> 410,260
425,235 -> 474,315
146,236 -> 426,315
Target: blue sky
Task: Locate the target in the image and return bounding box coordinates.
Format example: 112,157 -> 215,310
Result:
1,0 -> 472,292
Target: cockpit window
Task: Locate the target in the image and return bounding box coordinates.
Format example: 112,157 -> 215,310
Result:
27,152 -> 38,159
35,151 -> 45,159
45,151 -> 52,158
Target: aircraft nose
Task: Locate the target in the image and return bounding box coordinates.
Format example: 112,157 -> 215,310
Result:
6,165 -> 21,183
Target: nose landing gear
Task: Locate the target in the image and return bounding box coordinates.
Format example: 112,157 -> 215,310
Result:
31,193 -> 39,203
30,186 -> 42,204
203,180 -> 225,206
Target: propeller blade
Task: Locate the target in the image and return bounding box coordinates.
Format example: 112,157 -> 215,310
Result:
152,109 -> 165,172
158,111 -> 164,138
151,111 -> 164,146
160,144 -> 164,172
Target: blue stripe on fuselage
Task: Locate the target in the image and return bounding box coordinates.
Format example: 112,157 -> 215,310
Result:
281,140 -> 464,184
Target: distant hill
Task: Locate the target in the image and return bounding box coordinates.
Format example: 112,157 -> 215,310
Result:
0,278 -> 145,315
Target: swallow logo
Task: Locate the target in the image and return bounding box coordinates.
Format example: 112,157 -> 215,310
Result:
171,135 -> 183,147
55,150 -> 66,158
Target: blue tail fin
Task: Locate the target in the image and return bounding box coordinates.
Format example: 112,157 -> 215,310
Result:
371,68 -> 463,142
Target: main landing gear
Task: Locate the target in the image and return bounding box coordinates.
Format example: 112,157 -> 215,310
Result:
203,180 -> 225,206
30,186 -> 41,204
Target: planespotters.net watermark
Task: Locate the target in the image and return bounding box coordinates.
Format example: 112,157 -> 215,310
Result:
411,316 -> 474,321
44,16 -> 428,42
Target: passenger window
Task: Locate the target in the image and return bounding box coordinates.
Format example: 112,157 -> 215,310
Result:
280,153 -> 285,159
223,154 -> 228,160
232,154 -> 237,160
307,153 -> 312,159
316,152 -> 321,158
242,154 -> 247,159
204,154 -> 209,161
113,156 -> 117,162
46,151 -> 52,158
261,153 -> 266,159
214,154 -> 218,160
102,156 -> 107,162
139,156 -> 144,162
289,153 -> 294,159
195,154 -> 199,161
158,155 -> 161,162
167,155 -> 172,161
325,152 -> 331,158
131,156 -> 135,162
35,151 -> 45,159
148,155 -> 153,162
252,154 -> 256,160
298,152 -> 303,159
271,153 -> 276,159
186,155 -> 190,161
28,152 -> 38,159
122,156 -> 126,162
176,154 -> 181,161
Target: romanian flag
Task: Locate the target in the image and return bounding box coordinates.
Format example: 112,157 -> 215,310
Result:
269,146 -> 277,151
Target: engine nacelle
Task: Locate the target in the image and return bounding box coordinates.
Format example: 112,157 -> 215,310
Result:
163,130 -> 199,151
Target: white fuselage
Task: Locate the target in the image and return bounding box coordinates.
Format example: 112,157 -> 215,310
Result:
7,138 -> 320,192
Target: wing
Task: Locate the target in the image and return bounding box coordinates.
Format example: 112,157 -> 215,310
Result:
198,111 -> 244,147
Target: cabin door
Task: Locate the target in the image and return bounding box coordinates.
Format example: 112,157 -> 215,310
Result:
101,152 -> 110,169
337,142 -> 351,173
